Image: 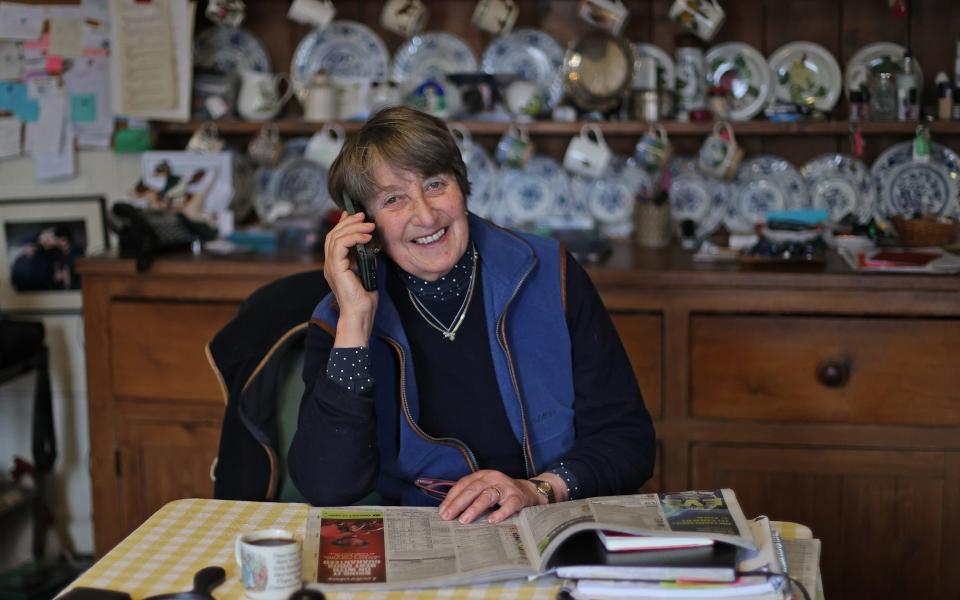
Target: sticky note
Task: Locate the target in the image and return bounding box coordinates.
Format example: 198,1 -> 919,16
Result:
16,97 -> 39,122
70,93 -> 96,122
45,55 -> 64,75
0,81 -> 26,111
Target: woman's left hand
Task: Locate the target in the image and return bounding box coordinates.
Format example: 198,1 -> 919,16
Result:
438,470 -> 542,524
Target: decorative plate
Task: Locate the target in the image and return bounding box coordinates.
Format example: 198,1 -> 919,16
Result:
499,158 -> 558,223
668,157 -> 729,238
291,21 -> 389,93
391,32 -> 477,92
588,174 -> 634,224
731,155 -> 810,227
194,26 -> 271,73
261,156 -> 334,223
870,142 -> 960,218
800,153 -> 874,223
632,43 -> 675,91
481,28 -> 565,110
705,42 -> 773,121
845,42 -> 923,97
562,174 -> 599,227
768,41 -> 842,111
461,142 -> 497,219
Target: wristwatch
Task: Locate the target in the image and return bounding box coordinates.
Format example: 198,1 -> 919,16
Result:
530,478 -> 556,504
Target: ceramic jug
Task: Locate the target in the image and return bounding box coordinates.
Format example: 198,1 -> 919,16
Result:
238,70 -> 293,121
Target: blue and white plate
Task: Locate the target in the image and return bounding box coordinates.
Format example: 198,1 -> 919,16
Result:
587,157 -> 650,225
668,158 -> 729,238
461,143 -> 497,219
392,32 -> 477,92
800,153 -> 873,223
262,157 -> 333,222
291,21 -> 390,93
481,28 -> 565,110
870,141 -> 960,218
731,155 -> 809,228
194,26 -> 270,73
499,157 -> 558,223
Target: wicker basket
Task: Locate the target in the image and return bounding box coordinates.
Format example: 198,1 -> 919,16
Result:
890,216 -> 958,246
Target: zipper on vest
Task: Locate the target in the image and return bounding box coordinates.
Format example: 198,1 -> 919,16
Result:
495,263 -> 537,480
384,336 -> 479,472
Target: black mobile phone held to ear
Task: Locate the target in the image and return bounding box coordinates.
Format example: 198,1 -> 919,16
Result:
342,193 -> 378,291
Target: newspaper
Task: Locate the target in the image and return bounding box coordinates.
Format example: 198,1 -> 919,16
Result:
302,489 -> 757,591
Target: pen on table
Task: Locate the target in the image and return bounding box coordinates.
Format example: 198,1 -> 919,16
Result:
555,578 -> 575,600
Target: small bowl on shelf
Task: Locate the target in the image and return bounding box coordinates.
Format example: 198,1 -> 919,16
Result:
890,215 -> 958,247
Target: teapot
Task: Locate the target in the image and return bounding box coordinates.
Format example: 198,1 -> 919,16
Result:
237,70 -> 293,121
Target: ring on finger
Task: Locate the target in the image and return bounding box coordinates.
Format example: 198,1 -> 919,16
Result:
486,487 -> 502,504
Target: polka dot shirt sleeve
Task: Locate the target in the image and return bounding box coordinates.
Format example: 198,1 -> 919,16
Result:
325,347 -> 374,395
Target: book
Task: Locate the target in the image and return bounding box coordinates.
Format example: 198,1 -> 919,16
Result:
301,489 -> 758,591
598,530 -> 715,552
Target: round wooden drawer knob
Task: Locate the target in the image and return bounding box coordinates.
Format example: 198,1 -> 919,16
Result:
816,358 -> 851,388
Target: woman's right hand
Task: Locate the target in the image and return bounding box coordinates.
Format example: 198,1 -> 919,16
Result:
323,210 -> 378,347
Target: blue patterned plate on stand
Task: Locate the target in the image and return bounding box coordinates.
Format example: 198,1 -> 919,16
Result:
499,157 -> 558,225
261,157 -> 333,223
870,141 -> 960,219
525,156 -> 572,225
392,32 -> 477,93
291,21 -> 390,93
194,26 -> 271,73
668,158 -> 729,238
481,28 -> 565,110
800,153 -> 873,224
730,155 -> 809,229
462,143 -> 497,220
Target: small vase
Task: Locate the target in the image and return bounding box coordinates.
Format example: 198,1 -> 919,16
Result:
635,202 -> 672,249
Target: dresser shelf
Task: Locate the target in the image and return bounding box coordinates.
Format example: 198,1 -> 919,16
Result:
151,119 -> 960,138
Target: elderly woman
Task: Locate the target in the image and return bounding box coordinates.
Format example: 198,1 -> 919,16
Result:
289,106 -> 655,524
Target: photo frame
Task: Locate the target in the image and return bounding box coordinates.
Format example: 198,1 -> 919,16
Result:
0,195 -> 109,312
138,151 -> 235,216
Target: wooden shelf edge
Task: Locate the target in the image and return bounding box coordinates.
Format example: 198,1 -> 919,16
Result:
151,119 -> 960,137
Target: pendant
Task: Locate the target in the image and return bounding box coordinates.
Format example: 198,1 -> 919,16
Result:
443,331 -> 456,341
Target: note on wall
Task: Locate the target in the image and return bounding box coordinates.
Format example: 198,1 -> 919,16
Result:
109,0 -> 193,121
0,2 -> 44,41
64,56 -> 114,148
0,115 -> 21,160
0,41 -> 21,80
49,19 -> 85,58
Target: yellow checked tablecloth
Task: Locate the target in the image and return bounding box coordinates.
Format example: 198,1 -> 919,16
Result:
67,498 -> 561,600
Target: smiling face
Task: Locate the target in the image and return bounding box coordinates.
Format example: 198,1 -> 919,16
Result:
367,159 -> 469,282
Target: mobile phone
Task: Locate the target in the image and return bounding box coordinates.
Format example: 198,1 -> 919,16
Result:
342,193 -> 378,291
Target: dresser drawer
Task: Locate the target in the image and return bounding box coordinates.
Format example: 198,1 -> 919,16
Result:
109,301 -> 240,403
610,312 -> 662,418
690,315 -> 960,425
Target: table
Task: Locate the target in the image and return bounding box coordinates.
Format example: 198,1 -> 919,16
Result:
66,498 -> 561,599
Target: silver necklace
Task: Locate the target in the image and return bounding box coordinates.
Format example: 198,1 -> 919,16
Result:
406,247 -> 478,341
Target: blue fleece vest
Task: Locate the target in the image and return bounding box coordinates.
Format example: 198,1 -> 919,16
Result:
312,215 -> 574,505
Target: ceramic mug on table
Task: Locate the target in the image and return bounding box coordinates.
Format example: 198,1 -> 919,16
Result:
237,70 -> 293,121
472,0 -> 518,35
235,529 -> 302,600
380,0 -> 428,37
668,0 -> 726,42
563,124 -> 612,179
698,120 -> 742,179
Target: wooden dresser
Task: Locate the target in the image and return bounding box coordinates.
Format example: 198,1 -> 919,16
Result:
80,247 -> 960,599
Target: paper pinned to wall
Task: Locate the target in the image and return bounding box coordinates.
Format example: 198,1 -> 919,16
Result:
25,82 -> 65,154
33,122 -> 76,181
0,40 -> 21,79
0,2 -> 44,41
0,115 -> 21,160
109,0 -> 193,121
64,56 -> 114,148
49,19 -> 85,58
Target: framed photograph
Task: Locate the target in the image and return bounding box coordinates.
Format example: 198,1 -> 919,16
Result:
0,195 -> 109,312
138,151 -> 235,216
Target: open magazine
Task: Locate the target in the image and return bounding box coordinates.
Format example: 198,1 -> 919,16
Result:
302,489 -> 757,591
